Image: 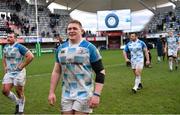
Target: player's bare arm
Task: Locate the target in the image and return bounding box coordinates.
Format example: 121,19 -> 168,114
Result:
144,48 -> 150,65
2,55 -> 7,73
48,62 -> 62,106
123,50 -> 130,62
89,60 -> 105,108
18,51 -> 34,70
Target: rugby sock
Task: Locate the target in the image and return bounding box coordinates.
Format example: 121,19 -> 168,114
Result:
134,76 -> 140,90
178,57 -> 180,61
175,58 -> 178,67
18,97 -> 25,113
8,91 -> 18,104
158,56 -> 161,62
169,60 -> 173,70
137,76 -> 141,84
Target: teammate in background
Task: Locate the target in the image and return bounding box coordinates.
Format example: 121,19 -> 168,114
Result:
156,35 -> 164,62
142,37 -> 153,68
164,31 -> 180,71
124,37 -> 131,67
48,20 -> 105,114
161,36 -> 167,61
2,31 -> 34,114
123,33 -> 150,93
156,35 -> 167,61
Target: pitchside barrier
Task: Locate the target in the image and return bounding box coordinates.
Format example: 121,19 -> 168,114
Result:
0,36 -> 108,59
0,36 -> 59,59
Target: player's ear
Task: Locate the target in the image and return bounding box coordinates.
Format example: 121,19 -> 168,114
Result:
81,29 -> 85,35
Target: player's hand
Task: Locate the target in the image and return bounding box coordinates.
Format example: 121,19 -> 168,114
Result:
88,95 -> 100,108
48,93 -> 56,106
16,66 -> 23,71
16,63 -> 23,71
146,60 -> 150,66
125,59 -> 130,63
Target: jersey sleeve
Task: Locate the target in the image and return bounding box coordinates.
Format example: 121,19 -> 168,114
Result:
141,41 -> 147,49
165,37 -> 168,43
88,44 -> 102,63
176,36 -> 179,42
124,44 -> 129,52
16,44 -> 28,56
3,45 -> 8,55
55,46 -> 61,63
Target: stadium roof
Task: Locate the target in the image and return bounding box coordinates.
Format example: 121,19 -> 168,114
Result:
53,0 -> 170,13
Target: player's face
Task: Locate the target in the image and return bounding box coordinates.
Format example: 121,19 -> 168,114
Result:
67,23 -> 83,41
130,34 -> 137,41
168,32 -> 173,37
7,33 -> 16,44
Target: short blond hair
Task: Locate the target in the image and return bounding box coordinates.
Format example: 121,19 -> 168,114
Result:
68,20 -> 82,28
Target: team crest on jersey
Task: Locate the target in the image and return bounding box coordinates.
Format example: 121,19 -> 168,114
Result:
77,48 -> 84,54
77,48 -> 88,54
67,58 -> 73,63
61,50 -> 65,54
77,48 -> 83,54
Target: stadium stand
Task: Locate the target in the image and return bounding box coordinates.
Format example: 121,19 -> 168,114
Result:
0,0 -> 73,55
0,0 -> 71,38
145,5 -> 180,34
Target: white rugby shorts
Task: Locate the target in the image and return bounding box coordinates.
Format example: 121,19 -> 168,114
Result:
131,61 -> 144,69
61,98 -> 93,113
2,69 -> 26,86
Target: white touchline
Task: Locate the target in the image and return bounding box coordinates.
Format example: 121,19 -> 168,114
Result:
0,63 -> 125,82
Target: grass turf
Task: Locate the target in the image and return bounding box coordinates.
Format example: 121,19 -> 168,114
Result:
0,49 -> 180,114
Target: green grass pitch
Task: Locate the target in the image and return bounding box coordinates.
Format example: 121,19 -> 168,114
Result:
0,49 -> 180,114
